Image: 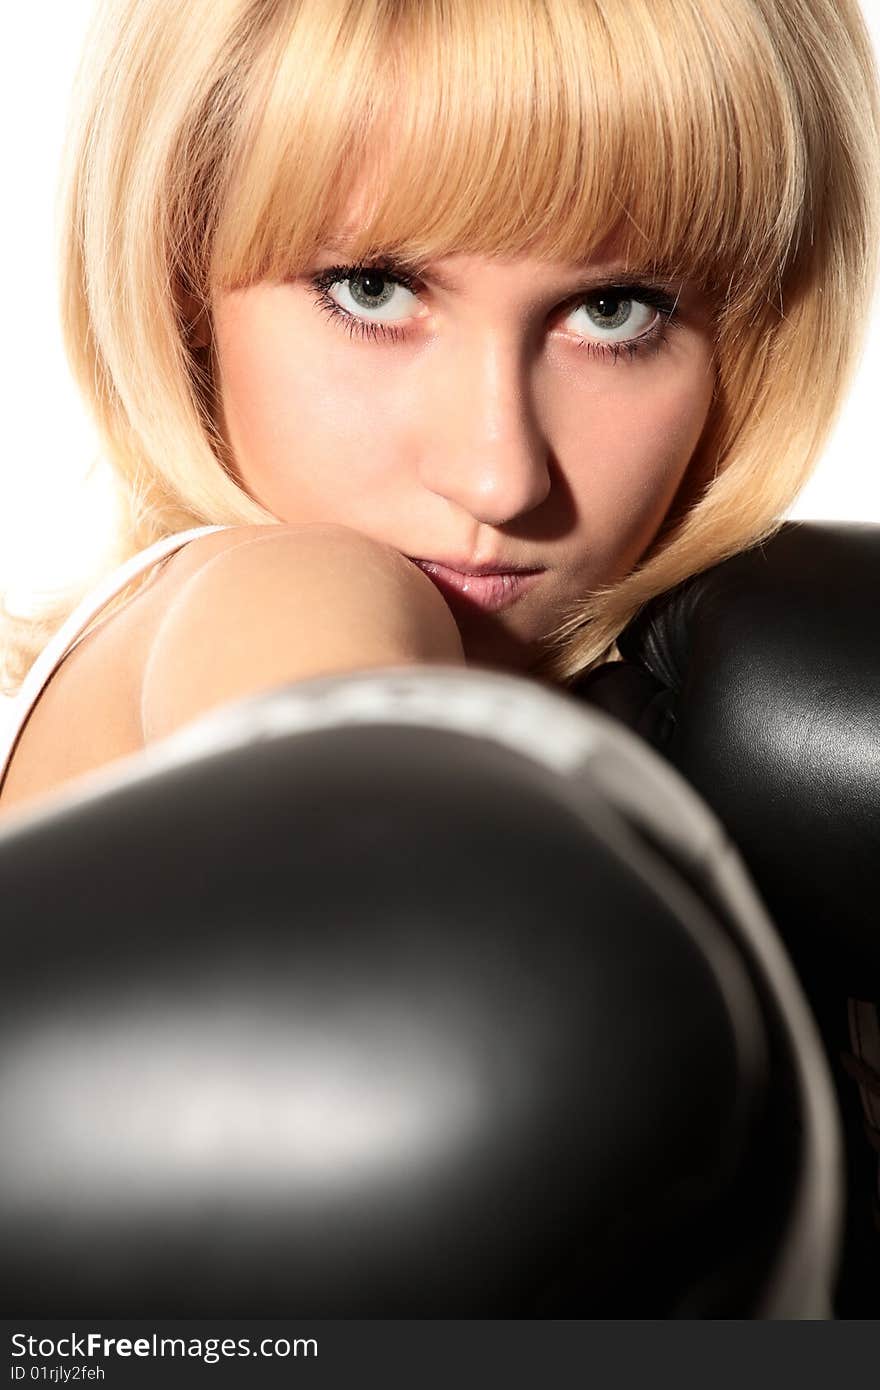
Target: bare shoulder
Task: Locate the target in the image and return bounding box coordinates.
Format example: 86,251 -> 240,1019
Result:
0,523 -> 433,821
141,523 -> 463,746
152,521 -> 447,637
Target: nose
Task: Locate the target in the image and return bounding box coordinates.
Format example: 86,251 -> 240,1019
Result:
416,333 -> 552,527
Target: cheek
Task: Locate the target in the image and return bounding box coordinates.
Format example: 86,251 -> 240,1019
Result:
561,366 -> 714,571
213,293 -> 404,503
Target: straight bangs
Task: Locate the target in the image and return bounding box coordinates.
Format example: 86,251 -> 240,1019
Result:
210,0 -> 812,322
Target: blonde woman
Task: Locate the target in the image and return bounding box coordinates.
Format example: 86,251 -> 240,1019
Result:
0,0 -> 877,817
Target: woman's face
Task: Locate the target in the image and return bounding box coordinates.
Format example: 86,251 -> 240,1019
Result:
210,229 -> 716,673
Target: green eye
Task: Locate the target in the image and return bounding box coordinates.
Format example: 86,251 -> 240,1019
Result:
309,259 -> 682,362
312,262 -> 421,331
346,271 -> 398,310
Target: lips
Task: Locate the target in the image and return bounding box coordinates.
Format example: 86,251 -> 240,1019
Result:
409,559 -> 543,613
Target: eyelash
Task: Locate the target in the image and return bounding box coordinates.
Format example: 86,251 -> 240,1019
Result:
308,259 -> 683,364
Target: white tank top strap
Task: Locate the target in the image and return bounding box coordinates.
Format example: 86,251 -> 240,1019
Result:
0,524 -> 231,796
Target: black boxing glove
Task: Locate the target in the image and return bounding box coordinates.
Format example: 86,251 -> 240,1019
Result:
574,521 -> 880,999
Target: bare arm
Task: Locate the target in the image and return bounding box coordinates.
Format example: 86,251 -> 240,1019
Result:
140,524 -> 466,746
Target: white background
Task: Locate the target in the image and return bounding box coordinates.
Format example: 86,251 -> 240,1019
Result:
0,1 -> 878,728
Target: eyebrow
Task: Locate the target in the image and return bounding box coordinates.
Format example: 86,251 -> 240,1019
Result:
317,240 -> 458,292
316,241 -> 684,296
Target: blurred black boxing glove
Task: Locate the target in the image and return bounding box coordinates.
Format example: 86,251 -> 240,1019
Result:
574,521 -> 880,999
0,666 -> 840,1318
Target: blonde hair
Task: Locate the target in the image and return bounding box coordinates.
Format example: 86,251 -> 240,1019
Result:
3,0 -> 879,692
